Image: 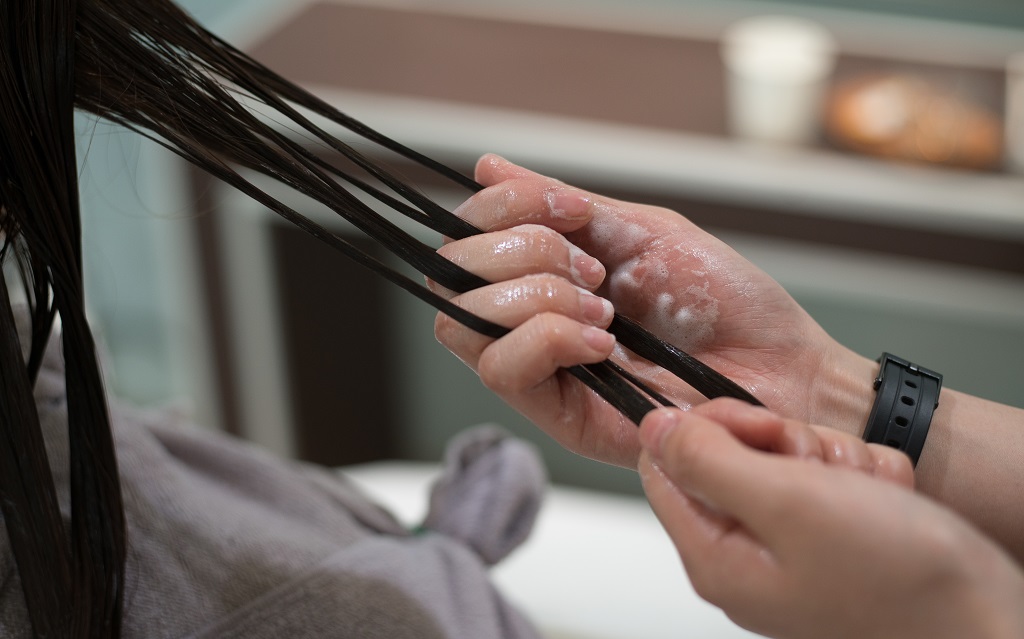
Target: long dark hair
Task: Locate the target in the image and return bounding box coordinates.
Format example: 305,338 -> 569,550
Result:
0,0 -> 759,635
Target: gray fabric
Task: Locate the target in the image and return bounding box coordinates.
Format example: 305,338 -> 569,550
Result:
0,314 -> 543,638
424,425 -> 546,565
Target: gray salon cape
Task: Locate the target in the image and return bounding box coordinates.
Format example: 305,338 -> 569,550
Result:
0,312 -> 545,638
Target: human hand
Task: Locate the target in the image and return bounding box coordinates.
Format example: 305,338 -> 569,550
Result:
433,155 -> 875,467
638,399 -> 1024,639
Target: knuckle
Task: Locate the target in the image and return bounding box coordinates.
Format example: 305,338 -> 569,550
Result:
534,276 -> 564,302
435,241 -> 460,263
433,311 -> 460,346
425,276 -> 456,300
512,224 -> 564,260
689,554 -> 762,618
915,519 -> 965,560
513,274 -> 573,313
667,429 -> 708,479
531,312 -> 571,352
476,347 -> 509,393
500,185 -> 520,221
909,523 -> 977,585
521,223 -> 561,243
688,566 -> 729,607
477,313 -> 571,395
452,191 -> 489,227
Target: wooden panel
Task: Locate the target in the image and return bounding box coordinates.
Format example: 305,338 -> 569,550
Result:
248,3 -> 729,135
271,223 -> 398,466
248,2 -> 1006,143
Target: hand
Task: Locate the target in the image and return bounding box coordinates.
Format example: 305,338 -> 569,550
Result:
638,399 -> 1024,639
433,155 -> 875,467
432,155 -> 1024,570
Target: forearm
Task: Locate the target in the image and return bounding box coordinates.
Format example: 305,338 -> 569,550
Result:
811,346 -> 1024,565
916,389 -> 1024,565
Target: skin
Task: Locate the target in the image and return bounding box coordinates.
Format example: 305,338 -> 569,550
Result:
432,154 -> 1024,563
639,399 -> 1024,639
433,155 -> 847,467
431,155 -> 1024,636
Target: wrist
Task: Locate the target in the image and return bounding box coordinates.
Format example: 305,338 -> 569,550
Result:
807,344 -> 877,437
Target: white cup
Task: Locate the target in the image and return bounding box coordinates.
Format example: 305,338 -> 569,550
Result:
721,16 -> 837,145
1006,51 -> 1024,173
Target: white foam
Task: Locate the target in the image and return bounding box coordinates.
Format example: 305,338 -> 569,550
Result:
609,256 -> 643,295
638,282 -> 719,352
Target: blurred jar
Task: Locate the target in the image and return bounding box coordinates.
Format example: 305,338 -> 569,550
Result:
721,16 -> 837,145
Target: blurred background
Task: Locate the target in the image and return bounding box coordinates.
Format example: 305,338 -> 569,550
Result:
78,0 -> 1024,498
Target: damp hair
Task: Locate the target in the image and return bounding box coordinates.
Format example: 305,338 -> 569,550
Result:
0,0 -> 760,635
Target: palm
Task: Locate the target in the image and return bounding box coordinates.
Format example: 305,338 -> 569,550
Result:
559,200 -> 829,463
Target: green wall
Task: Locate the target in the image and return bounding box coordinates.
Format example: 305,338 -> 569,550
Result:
744,0 -> 1024,29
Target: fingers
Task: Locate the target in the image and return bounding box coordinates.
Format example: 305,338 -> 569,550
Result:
451,157 -> 594,235
638,410 -> 787,614
474,153 -> 543,186
434,224 -> 606,297
693,399 -> 915,488
639,450 -> 778,610
436,158 -> 618,394
638,408 -> 795,534
692,399 -> 822,460
476,313 -> 616,395
435,274 -> 615,371
866,443 -> 916,488
810,425 -> 915,488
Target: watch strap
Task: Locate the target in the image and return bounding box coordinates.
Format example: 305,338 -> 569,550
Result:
863,353 -> 942,467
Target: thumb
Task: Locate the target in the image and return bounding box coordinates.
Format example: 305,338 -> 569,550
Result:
638,409 -> 785,613
639,408 -> 799,538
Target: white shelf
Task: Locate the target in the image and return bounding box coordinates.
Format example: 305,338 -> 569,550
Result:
304,87 -> 1024,241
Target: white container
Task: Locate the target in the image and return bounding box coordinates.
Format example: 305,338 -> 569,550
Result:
1006,51 -> 1024,173
721,16 -> 837,145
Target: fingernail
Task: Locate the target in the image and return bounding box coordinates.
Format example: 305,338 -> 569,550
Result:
580,291 -> 614,325
571,250 -> 606,288
641,409 -> 681,457
545,187 -> 592,220
582,325 -> 615,351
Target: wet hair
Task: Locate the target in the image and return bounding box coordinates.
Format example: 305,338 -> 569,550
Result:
0,0 -> 760,635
